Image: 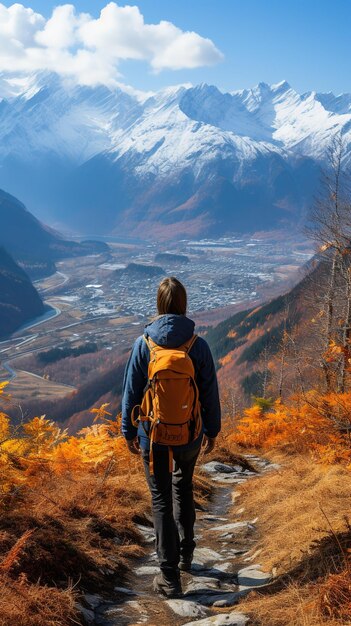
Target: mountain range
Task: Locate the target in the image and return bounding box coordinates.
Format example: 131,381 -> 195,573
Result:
1,72 -> 351,239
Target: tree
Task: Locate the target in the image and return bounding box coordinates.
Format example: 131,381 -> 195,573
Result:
306,132 -> 351,394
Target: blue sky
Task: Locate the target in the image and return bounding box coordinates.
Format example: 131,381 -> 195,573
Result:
2,0 -> 350,94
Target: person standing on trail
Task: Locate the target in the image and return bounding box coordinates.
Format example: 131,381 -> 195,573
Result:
122,276 -> 221,598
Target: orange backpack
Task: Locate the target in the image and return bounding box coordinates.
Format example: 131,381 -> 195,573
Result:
131,334 -> 202,473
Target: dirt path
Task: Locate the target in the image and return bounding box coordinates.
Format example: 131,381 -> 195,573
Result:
81,456 -> 274,626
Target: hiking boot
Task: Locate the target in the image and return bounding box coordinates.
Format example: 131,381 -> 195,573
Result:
179,553 -> 193,572
153,573 -> 182,598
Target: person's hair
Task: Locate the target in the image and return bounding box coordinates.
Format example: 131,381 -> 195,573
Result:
157,276 -> 187,315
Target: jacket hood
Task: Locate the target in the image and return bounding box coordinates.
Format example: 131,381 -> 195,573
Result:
144,314 -> 195,348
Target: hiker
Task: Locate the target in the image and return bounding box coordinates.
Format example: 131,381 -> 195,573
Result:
122,276 -> 221,598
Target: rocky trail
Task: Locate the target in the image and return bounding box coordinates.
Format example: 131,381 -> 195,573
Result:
80,456 -> 276,626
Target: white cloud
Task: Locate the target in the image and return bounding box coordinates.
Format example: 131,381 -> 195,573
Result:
0,2 -> 223,85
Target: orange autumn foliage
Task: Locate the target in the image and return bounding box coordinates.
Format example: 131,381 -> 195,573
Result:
218,352 -> 233,367
0,530 -> 35,574
228,391 -> 351,467
0,388 -> 150,625
0,395 -> 130,496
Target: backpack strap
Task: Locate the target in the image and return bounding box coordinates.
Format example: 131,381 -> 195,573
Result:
143,334 -> 153,350
183,334 -> 198,353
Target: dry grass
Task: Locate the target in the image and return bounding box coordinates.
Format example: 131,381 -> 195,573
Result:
7,369 -> 75,403
0,455 -> 151,625
1,469 -> 150,591
0,573 -> 80,626
318,562 -> 351,621
243,584 -> 345,626
231,453 -> 351,626
234,453 -> 350,573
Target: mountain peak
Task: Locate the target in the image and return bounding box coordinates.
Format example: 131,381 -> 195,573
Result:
271,79 -> 291,91
253,80 -> 291,94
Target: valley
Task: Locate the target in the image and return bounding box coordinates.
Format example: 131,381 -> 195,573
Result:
0,233 -> 313,407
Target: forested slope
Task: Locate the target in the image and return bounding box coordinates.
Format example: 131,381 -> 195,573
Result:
0,247 -> 45,337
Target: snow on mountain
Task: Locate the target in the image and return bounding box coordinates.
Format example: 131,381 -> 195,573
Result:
0,71 -> 143,164
232,80 -> 351,160
0,71 -> 350,238
314,91 -> 351,115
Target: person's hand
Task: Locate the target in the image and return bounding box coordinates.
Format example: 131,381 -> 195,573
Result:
125,437 -> 140,455
202,435 -> 216,455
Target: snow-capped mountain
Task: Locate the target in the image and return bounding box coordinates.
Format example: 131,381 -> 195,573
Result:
0,71 -> 350,239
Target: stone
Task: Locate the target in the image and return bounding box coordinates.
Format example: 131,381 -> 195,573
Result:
185,589 -> 226,602
219,533 -> 234,540
145,550 -> 157,563
210,522 -> 249,533
135,565 -> 159,576
194,546 -> 224,564
102,606 -> 124,616
124,600 -> 149,623
191,562 -> 235,578
212,591 -> 247,607
75,603 -> 95,624
182,610 -> 248,625
214,463 -> 244,474
84,593 -> 102,608
165,599 -> 208,618
136,523 -> 155,543
202,462 -> 243,475
114,586 -> 140,596
237,565 -> 271,590
229,548 -> 247,555
185,576 -> 220,593
212,561 -> 236,573
124,600 -> 143,609
201,463 -> 246,483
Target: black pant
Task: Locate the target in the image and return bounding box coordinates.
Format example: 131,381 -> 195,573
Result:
142,442 -> 201,582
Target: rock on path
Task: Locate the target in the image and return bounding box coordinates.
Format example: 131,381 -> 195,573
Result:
93,456 -> 274,625
182,613 -> 248,626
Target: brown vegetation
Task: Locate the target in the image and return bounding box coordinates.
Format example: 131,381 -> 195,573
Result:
229,454 -> 351,626
0,397 -> 149,624
1,388 -> 234,625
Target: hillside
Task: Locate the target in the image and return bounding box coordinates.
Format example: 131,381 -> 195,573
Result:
155,252 -> 189,264
1,73 -> 351,237
205,257 -> 323,400
0,188 -> 109,279
115,263 -> 165,278
0,247 -> 45,337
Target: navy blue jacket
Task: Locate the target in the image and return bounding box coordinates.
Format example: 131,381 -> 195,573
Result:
121,314 -> 221,450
